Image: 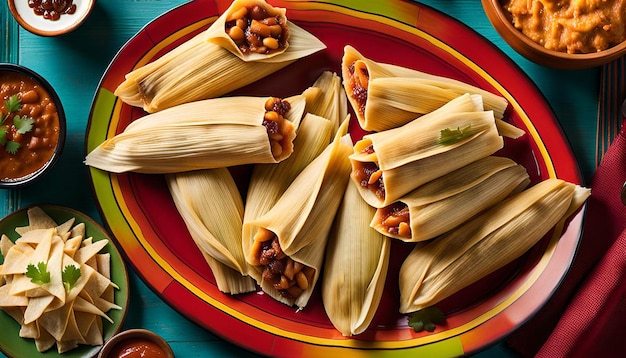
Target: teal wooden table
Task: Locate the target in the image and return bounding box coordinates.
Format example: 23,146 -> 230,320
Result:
0,0 -> 601,357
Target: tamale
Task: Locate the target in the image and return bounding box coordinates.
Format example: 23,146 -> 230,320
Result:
341,45 -> 511,132
115,0 -> 326,113
303,71 -> 349,135
167,168 -> 256,294
243,119 -> 353,308
242,113 -> 335,258
350,94 -> 518,208
85,95 -> 305,174
372,156 -> 530,242
398,178 -> 591,313
322,181 -> 390,336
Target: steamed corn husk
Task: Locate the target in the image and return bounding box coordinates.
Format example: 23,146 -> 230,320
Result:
166,168 -> 256,294
350,94 -> 515,208
398,178 -> 591,313
372,156 -> 530,242
85,95 -> 306,174
322,180 -> 390,336
242,113 -> 335,255
115,0 -> 326,113
243,119 -> 352,308
303,71 -> 348,135
341,45 -> 516,133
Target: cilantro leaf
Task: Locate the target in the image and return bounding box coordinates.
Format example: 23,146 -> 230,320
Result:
438,125 -> 476,145
5,95 -> 21,113
0,128 -> 6,146
62,265 -> 81,292
25,262 -> 51,285
5,141 -> 20,155
407,306 -> 446,332
13,115 -> 34,134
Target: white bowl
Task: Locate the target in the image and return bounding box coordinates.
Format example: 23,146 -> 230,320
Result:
7,0 -> 95,36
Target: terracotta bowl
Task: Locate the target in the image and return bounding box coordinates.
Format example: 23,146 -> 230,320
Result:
7,0 -> 95,36
98,329 -> 175,358
0,63 -> 66,188
481,0 -> 626,69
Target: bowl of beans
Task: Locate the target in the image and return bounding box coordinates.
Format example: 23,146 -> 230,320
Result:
8,0 -> 95,36
482,0 -> 626,69
0,63 -> 66,188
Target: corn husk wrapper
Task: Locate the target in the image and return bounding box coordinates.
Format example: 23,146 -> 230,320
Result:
341,45 -> 519,134
243,113 -> 335,254
398,178 -> 591,313
85,95 -> 306,174
166,168 -> 256,294
303,71 -> 348,135
322,181 -> 390,336
350,94 -> 511,208
372,156 -> 530,242
244,119 -> 353,308
115,0 -> 326,113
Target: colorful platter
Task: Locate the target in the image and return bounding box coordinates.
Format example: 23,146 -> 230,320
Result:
0,204 -> 129,358
85,0 -> 585,356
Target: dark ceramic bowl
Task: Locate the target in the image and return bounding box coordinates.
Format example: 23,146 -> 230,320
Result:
98,329 -> 175,358
0,63 -> 66,188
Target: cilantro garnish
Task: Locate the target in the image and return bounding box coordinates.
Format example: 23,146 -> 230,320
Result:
5,95 -> 21,113
13,115 -> 34,134
62,265 -> 81,292
5,141 -> 20,154
407,306 -> 446,332
25,262 -> 51,285
438,125 -> 475,145
0,95 -> 34,155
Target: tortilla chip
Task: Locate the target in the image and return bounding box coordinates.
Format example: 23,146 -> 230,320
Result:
23,295 -> 54,325
0,234 -> 14,256
15,207 -> 57,235
63,236 -> 83,258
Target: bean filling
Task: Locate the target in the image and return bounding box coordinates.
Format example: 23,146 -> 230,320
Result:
28,0 -> 77,21
378,202 -> 412,238
251,228 -> 316,299
347,61 -> 369,116
262,97 -> 291,159
225,4 -> 289,55
352,145 -> 385,200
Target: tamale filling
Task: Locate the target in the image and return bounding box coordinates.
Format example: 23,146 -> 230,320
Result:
378,202 -> 412,238
225,4 -> 289,55
263,97 -> 292,159
352,145 -> 385,200
346,61 -> 369,116
252,228 -> 316,299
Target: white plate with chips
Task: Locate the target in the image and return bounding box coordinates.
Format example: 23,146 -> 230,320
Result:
0,204 -> 128,358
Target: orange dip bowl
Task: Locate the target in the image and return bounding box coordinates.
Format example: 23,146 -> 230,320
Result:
482,0 -> 626,69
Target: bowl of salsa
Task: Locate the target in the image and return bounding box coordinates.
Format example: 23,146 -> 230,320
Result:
98,329 -> 175,358
0,63 -> 65,188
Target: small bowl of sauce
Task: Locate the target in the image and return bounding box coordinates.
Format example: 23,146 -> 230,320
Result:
98,329 -> 174,358
8,0 -> 95,36
0,63 -> 66,188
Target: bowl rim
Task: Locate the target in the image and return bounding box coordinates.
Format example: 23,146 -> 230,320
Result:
0,63 -> 66,188
97,329 -> 175,358
7,0 -> 95,37
482,0 -> 626,63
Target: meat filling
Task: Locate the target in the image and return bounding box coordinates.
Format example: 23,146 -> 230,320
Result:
225,4 -> 289,55
251,228 -> 316,299
352,144 -> 385,200
262,97 -> 291,159
347,61 -> 369,115
378,202 -> 412,238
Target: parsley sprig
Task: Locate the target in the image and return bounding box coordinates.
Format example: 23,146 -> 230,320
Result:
407,306 -> 446,332
0,95 -> 35,154
25,262 -> 51,285
438,125 -> 476,145
62,265 -> 81,292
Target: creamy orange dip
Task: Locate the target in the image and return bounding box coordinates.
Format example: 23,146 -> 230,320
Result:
501,0 -> 626,54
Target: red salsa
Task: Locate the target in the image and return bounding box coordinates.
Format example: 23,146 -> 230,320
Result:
0,71 -> 60,181
110,338 -> 167,358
